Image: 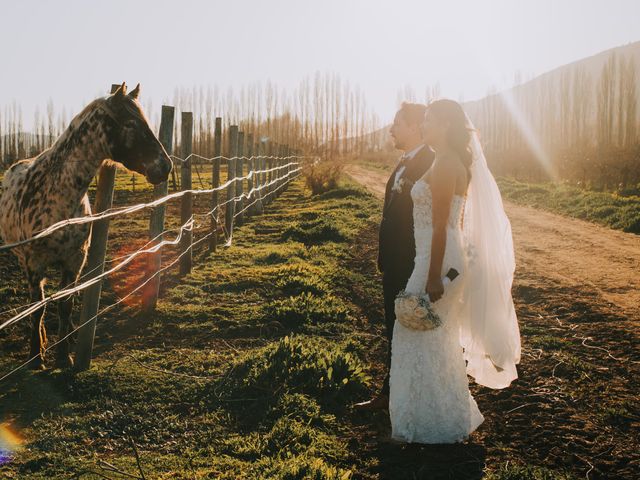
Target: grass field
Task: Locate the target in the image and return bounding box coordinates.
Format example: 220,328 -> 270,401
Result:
0,176 -> 381,478
0,168 -> 638,479
496,177 -> 640,234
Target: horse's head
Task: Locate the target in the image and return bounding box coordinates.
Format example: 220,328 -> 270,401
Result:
104,82 -> 172,185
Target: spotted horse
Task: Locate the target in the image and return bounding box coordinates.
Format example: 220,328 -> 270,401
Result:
0,82 -> 172,369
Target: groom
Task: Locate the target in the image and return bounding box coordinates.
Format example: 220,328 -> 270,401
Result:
355,102 -> 434,411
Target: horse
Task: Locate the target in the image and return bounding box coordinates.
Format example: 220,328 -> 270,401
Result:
0,82 -> 172,369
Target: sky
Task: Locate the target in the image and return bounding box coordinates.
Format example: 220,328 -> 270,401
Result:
2,0 -> 639,129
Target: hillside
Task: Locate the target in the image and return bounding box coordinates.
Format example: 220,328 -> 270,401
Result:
466,40 -> 640,112
368,40 -> 640,150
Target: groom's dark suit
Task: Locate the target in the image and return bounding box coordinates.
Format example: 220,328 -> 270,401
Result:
378,144 -> 434,395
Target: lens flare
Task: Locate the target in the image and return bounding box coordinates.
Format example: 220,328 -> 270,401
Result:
468,45 -> 558,181
497,87 -> 558,181
0,423 -> 24,464
110,238 -> 154,308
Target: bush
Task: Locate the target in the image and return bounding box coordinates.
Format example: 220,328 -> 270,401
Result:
220,418 -> 315,459
282,218 -> 348,244
220,416 -> 351,478
265,393 -> 334,428
314,186 -> 370,201
255,250 -> 293,265
225,335 -> 370,404
264,292 -> 349,329
302,160 -> 344,195
276,457 -> 353,480
273,264 -> 330,297
617,183 -> 640,197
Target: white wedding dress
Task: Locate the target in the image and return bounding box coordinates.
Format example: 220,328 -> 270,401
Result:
389,178 -> 485,444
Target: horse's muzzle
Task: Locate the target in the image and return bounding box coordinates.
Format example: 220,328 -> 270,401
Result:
145,156 -> 173,185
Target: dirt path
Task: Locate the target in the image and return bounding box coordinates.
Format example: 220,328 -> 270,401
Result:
345,163 -> 640,321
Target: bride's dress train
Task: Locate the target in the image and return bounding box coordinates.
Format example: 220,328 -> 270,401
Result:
389,178 -> 484,444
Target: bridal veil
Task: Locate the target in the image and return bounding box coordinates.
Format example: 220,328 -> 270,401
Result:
457,113 -> 521,389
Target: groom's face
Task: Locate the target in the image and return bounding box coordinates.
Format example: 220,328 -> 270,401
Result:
390,111 -> 420,151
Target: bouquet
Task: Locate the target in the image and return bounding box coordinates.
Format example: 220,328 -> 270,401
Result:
394,268 -> 460,331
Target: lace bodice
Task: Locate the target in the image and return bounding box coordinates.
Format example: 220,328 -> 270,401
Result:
410,179 -> 465,258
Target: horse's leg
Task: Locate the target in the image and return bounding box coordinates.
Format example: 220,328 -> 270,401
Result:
55,269 -> 76,369
27,272 -> 47,370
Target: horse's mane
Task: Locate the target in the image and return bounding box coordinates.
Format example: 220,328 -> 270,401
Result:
51,98 -> 107,149
53,94 -> 149,144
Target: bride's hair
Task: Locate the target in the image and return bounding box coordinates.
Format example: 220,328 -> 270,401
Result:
426,99 -> 473,180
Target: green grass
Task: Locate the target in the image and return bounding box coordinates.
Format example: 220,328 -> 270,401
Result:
0,177 -> 380,479
496,177 -> 640,234
1,166 -> 635,479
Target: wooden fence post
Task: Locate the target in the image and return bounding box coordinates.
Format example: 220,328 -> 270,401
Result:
209,117 -> 222,253
142,105 -> 175,313
294,148 -> 301,186
236,132 -> 245,226
179,112 -> 193,275
254,140 -> 264,215
225,125 -> 238,239
265,143 -> 273,204
272,143 -> 279,201
284,144 -> 290,191
246,134 -> 254,216
277,144 -> 285,197
260,142 -> 266,201
74,84 -> 121,371
271,143 -> 278,201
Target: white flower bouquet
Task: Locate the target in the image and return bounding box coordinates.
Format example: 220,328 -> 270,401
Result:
394,290 -> 443,330
394,268 -> 460,330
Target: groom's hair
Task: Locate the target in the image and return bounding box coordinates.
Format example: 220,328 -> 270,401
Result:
398,102 -> 427,127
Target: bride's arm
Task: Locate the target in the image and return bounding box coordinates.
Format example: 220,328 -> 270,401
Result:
427,158 -> 457,302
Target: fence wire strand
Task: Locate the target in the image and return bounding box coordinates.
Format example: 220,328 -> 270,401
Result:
0,160 -> 303,253
0,167 -> 301,332
0,170 -> 300,383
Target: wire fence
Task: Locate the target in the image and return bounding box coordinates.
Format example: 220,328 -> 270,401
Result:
0,159 -> 301,253
0,100 -> 308,379
0,168 -> 302,383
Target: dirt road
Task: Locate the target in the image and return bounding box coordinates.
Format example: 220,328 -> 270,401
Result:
345,163 -> 640,321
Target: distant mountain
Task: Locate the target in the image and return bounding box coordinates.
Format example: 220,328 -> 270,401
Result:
464,40 -> 640,118
369,40 -> 640,150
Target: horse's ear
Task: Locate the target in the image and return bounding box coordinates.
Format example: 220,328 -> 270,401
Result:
113,82 -> 127,98
128,83 -> 140,100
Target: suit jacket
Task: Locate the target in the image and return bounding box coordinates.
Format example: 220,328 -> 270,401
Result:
377,145 -> 435,277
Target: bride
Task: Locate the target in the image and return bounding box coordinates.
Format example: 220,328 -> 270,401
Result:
389,99 -> 521,444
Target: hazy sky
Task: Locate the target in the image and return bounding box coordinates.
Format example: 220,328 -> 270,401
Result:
2,0 -> 639,128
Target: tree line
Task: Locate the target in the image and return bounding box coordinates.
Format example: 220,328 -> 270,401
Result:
0,72 -> 382,169
464,51 -> 639,190
3,57 -> 639,191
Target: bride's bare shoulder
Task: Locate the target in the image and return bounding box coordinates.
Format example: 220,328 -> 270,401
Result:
431,154 -> 458,180
421,152 -> 464,186
438,151 -> 463,170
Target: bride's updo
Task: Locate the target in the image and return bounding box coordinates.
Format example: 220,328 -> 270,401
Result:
425,99 -> 473,180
